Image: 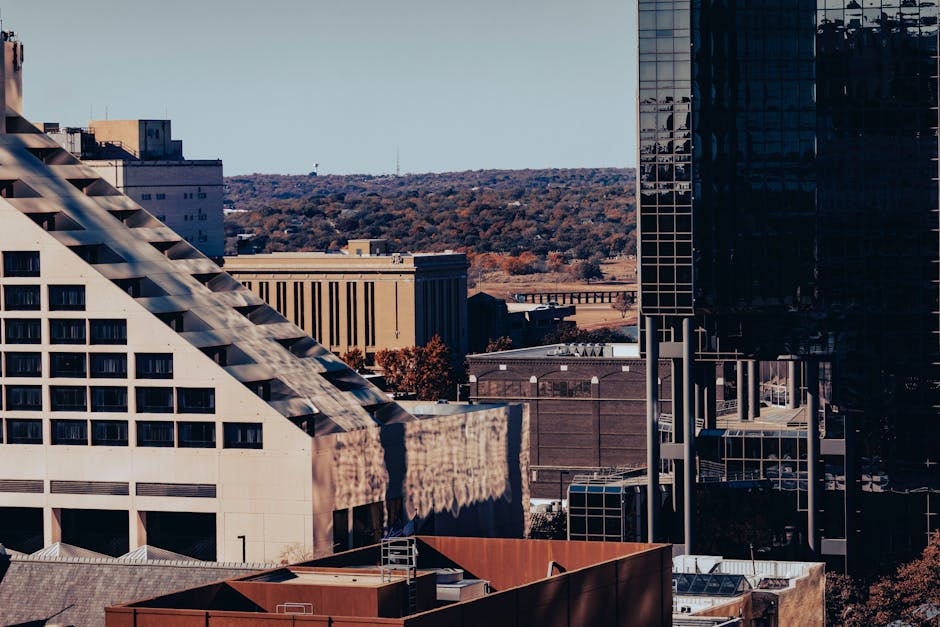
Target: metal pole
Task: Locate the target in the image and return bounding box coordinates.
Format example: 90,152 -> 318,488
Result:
806,360 -> 820,553
787,360 -> 800,409
646,316 -> 660,543
748,360 -> 760,419
737,360 -> 747,421
682,317 -> 695,553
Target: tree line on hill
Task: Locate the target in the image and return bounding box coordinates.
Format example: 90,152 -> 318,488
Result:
223,168 -> 636,260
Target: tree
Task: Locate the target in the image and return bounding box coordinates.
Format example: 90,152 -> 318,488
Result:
866,531 -> 940,625
611,292 -> 633,318
569,260 -> 604,283
484,336 -> 514,353
375,336 -> 455,400
340,347 -> 367,372
826,573 -> 869,627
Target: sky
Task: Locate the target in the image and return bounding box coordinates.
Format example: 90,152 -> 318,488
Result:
2,1 -> 636,176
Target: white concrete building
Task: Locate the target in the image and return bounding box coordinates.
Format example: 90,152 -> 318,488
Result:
0,32 -> 527,563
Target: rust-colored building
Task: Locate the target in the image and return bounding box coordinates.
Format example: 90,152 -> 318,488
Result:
468,343 -> 673,499
106,536 -> 673,627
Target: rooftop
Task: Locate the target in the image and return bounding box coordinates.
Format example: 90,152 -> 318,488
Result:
469,342 -> 641,360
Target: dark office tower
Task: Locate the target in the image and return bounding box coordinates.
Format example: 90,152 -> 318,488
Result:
638,0 -> 940,571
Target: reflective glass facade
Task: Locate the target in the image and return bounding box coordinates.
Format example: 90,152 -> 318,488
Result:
639,0 -> 940,566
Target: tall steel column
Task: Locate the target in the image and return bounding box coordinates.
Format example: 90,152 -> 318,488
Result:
748,360 -> 760,419
704,363 -> 717,429
736,360 -> 748,421
787,360 -> 800,409
682,317 -> 695,552
806,359 -> 820,553
645,316 -> 660,543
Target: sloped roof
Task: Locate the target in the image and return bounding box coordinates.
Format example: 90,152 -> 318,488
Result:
0,114 -> 412,431
0,555 -> 264,627
29,542 -> 108,559
118,545 -> 196,562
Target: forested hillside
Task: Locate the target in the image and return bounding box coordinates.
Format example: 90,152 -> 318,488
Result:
224,168 -> 636,259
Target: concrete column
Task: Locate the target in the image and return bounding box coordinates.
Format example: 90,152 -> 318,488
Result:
130,510 -> 147,549
682,317 -> 695,553
806,359 -> 820,554
671,358 -> 683,438
645,316 -> 660,543
787,360 -> 801,409
43,507 -> 61,547
748,360 -> 760,420
736,360 -> 748,421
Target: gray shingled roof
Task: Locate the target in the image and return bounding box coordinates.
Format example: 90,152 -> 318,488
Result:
0,555 -> 268,627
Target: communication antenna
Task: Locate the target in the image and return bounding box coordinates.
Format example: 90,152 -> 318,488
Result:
396,147 -> 400,177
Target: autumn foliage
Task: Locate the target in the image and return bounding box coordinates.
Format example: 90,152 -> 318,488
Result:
375,335 -> 456,400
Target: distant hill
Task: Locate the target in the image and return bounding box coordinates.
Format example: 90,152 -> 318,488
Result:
223,168 -> 636,258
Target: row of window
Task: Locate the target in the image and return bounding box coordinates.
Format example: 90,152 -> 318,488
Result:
2,285 -> 85,311
2,352 -> 171,379
475,380 -> 595,398
1,418 -> 262,449
140,192 -> 206,201
1,385 -> 214,413
3,318 -> 126,345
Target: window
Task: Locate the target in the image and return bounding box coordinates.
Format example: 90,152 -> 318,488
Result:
49,285 -> 85,311
89,319 -> 126,345
6,385 -> 41,411
91,420 -> 128,446
136,386 -> 174,413
140,193 -> 152,200
7,419 -> 42,444
178,422 -> 216,448
155,193 -> 166,200
197,192 -> 207,199
51,385 -> 87,411
136,421 -> 174,447
90,353 -> 127,378
51,419 -> 87,445
135,353 -> 173,379
177,388 -> 215,414
5,285 -> 40,310
223,422 -> 262,449
91,386 -> 128,412
5,352 -> 41,377
50,352 -> 86,378
4,318 -> 41,344
537,380 -> 593,398
3,251 -> 39,277
50,319 -> 86,344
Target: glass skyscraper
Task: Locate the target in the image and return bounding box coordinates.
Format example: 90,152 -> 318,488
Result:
638,0 -> 940,570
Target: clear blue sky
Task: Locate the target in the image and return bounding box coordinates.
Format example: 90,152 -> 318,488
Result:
3,1 -> 636,175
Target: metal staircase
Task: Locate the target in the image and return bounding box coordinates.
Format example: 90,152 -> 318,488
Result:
381,537 -> 418,615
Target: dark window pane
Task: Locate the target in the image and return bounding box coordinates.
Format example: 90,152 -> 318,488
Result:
49,285 -> 85,311
51,385 -> 87,411
50,352 -> 86,378
6,385 -> 41,411
90,386 -> 127,412
4,319 -> 41,344
136,421 -> 174,447
50,319 -> 86,344
51,419 -> 88,445
136,387 -> 174,413
7,419 -> 42,444
135,353 -> 173,379
3,252 -> 40,277
178,421 -> 216,448
5,285 -> 40,310
91,420 -> 128,446
223,422 -> 263,449
5,352 -> 41,377
89,319 -> 126,345
177,388 -> 215,414
89,353 -> 127,378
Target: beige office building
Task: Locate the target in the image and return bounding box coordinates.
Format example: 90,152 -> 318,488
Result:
45,118 -> 225,258
224,241 -> 469,360
0,33 -> 524,563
